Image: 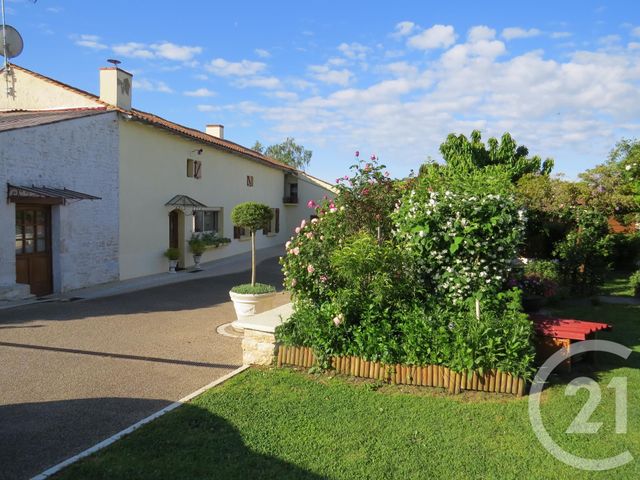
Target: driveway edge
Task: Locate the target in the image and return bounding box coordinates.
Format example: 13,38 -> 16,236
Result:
31,365 -> 251,479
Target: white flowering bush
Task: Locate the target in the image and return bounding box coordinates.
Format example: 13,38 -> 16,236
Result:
392,189 -> 525,303
277,155 -> 535,377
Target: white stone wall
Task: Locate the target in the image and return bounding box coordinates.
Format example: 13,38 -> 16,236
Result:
0,112 -> 120,292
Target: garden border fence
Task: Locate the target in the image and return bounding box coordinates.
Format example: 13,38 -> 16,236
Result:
276,345 -> 526,396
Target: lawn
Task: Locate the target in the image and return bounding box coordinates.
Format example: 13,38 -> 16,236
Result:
56,301 -> 640,480
601,271 -> 636,297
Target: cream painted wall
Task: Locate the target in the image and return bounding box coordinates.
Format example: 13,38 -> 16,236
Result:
0,68 -> 102,111
117,119 -> 335,280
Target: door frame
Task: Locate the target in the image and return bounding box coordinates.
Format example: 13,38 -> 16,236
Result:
15,203 -> 53,296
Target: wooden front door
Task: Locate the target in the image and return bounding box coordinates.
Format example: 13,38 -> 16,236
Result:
169,210 -> 179,249
15,205 -> 53,296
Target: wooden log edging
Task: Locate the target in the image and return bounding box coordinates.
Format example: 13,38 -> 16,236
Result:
276,345 -> 526,396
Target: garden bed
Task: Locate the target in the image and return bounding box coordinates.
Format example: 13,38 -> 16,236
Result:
277,345 -> 526,396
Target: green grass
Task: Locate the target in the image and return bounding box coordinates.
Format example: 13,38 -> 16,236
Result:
56,302 -> 640,480
601,271 -> 636,297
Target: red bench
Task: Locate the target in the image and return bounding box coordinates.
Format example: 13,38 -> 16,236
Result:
530,315 -> 612,372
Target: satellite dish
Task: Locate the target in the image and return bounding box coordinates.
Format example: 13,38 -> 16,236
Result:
1,25 -> 24,59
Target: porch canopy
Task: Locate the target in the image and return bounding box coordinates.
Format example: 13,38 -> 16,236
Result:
165,194 -> 208,213
7,183 -> 101,205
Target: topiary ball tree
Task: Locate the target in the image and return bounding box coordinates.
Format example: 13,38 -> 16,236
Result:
231,202 -> 273,286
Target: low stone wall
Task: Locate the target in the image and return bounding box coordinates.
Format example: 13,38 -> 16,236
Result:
238,303 -> 292,366
242,330 -> 278,366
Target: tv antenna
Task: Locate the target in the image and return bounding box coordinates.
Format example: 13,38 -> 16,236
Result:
107,58 -> 121,67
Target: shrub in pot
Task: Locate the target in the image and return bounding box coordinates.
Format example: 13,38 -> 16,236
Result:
229,202 -> 276,326
189,236 -> 207,271
164,247 -> 180,273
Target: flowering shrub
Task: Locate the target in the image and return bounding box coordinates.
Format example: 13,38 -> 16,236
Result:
277,154 -> 535,378
392,188 -> 525,303
334,155 -> 403,241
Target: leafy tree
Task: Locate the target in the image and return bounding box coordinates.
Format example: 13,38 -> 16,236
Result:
579,138 -> 640,221
252,137 -> 312,170
231,202 -> 273,286
437,130 -> 554,182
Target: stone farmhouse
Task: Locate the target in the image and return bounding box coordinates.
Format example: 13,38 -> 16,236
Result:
0,64 -> 334,299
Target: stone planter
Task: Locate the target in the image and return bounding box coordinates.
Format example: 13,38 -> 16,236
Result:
192,254 -> 203,271
168,259 -> 178,273
229,290 -> 276,329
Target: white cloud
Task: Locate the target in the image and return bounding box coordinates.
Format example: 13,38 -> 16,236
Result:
633,26 -> 640,37
628,42 -> 640,50
184,87 -> 216,97
74,34 -> 107,50
113,42 -> 154,59
502,27 -> 542,40
151,42 -> 202,61
338,42 -> 370,60
255,48 -> 271,58
550,31 -> 572,39
308,65 -> 353,86
468,25 -> 496,42
47,6 -> 62,13
206,58 -> 266,76
229,38 -> 640,179
235,76 -> 282,89
134,78 -> 173,93
598,34 -> 621,46
393,21 -> 416,38
408,24 -> 456,50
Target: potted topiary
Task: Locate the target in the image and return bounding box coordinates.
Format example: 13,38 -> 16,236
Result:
164,247 -> 180,273
189,236 -> 207,271
229,202 -> 276,326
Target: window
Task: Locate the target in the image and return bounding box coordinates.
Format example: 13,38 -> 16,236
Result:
187,159 -> 202,179
194,210 -> 219,233
263,208 -> 280,236
233,226 -> 249,240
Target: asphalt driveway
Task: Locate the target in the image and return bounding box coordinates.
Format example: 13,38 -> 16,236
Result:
0,255 -> 286,480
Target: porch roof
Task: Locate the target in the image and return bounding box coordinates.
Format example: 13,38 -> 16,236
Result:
7,183 -> 101,205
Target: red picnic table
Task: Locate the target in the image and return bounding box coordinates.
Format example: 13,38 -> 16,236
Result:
530,315 -> 612,372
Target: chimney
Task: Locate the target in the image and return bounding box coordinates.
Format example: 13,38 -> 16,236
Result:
99,67 -> 133,110
206,124 -> 224,139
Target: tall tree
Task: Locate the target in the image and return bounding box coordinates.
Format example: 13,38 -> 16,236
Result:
253,137 -> 312,170
438,130 -> 554,181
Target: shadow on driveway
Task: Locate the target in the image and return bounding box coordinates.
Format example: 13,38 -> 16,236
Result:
0,256 -> 284,326
1,397 -> 325,480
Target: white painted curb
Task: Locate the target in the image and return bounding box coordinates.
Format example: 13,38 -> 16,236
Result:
31,365 -> 251,480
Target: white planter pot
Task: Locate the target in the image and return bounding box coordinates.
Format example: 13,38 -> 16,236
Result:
168,259 -> 178,273
193,254 -> 203,271
229,290 -> 276,328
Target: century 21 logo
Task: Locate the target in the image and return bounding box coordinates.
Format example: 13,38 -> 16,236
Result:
529,340 -> 633,471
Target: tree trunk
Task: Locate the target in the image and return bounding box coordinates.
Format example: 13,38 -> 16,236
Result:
251,230 -> 256,286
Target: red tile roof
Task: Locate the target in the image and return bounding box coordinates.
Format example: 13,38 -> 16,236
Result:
2,64 -> 298,173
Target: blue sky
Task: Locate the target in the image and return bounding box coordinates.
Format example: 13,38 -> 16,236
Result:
4,0 -> 640,182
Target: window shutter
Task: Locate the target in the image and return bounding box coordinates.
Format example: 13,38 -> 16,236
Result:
275,208 -> 280,233
233,226 -> 240,239
194,160 -> 202,179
